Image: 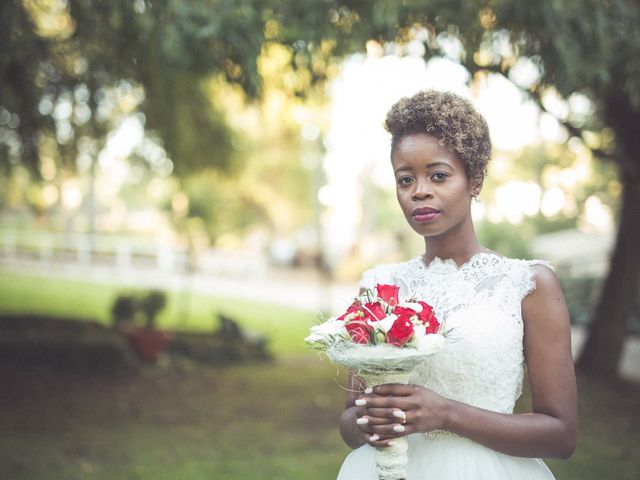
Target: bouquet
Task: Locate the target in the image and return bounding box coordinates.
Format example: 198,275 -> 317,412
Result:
306,283 -> 446,480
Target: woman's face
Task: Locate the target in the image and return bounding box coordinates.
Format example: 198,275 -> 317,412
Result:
391,133 -> 479,239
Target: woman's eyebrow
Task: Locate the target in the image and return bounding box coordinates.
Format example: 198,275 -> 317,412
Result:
393,166 -> 413,175
394,161 -> 454,175
424,161 -> 454,170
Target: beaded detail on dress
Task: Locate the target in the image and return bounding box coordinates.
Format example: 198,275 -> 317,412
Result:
359,253 -> 551,417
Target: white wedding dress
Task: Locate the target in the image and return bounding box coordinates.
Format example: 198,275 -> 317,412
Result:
337,253 -> 556,480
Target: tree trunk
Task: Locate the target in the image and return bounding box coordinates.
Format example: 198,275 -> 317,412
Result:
576,178 -> 640,379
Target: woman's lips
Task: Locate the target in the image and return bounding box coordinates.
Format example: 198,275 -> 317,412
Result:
411,207 -> 440,223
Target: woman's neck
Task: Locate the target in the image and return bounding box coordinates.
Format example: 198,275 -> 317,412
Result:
422,224 -> 486,267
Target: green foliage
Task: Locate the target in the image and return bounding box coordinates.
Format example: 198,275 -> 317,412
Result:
557,274 -> 640,334
142,71 -> 235,175
138,290 -> 167,328
496,0 -> 640,108
110,294 -> 139,326
110,289 -> 167,329
558,275 -> 602,327
0,1 -> 52,169
0,0 -> 252,175
181,168 -> 275,241
4,0 -> 639,186
524,214 -> 576,236
476,220 -> 533,259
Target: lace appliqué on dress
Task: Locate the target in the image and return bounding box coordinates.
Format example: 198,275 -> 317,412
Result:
359,253 -> 552,419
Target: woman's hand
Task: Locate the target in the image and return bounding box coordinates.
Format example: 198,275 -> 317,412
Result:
354,383 -> 449,447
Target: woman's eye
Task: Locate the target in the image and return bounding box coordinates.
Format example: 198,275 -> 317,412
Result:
431,172 -> 448,182
397,176 -> 414,186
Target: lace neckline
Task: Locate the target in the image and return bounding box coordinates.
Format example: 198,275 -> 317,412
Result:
417,252 -> 504,274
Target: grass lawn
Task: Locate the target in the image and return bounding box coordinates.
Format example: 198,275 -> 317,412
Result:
0,357 -> 351,480
0,271 -> 316,355
1,270 -> 639,479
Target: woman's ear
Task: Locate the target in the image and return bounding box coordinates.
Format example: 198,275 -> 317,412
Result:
471,176 -> 484,198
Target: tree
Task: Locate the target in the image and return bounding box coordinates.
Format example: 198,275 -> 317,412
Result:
0,0 -> 240,175
271,0 -> 640,379
2,0 -> 638,379
408,0 -> 639,380
297,0 -> 640,379
488,0 -> 640,379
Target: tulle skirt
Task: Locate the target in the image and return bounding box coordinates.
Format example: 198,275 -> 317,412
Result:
337,433 -> 556,480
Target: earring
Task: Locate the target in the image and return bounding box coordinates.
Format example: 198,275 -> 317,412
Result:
472,193 -> 480,203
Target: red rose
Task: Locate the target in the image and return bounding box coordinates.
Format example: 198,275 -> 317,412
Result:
363,302 -> 386,322
386,316 -> 415,346
417,301 -> 440,333
376,284 -> 399,306
338,301 -> 361,321
345,319 -> 373,344
392,305 -> 417,318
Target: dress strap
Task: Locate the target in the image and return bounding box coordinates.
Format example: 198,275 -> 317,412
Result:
519,259 -> 554,300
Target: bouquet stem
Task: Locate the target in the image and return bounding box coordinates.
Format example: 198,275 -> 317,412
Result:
361,370 -> 415,480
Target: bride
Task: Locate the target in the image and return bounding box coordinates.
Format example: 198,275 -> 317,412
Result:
336,90 -> 577,479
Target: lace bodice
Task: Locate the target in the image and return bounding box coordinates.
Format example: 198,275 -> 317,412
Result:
359,253 -> 551,415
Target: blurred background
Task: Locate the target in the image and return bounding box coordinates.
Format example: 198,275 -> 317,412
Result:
0,1 -> 638,479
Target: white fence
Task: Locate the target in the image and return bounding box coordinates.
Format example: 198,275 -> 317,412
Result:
0,230 -> 267,279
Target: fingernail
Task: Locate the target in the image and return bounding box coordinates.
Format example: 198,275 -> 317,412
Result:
356,417 -> 369,425
370,434 -> 380,441
355,398 -> 366,406
393,425 -> 405,433
392,410 -> 406,419
364,387 -> 373,394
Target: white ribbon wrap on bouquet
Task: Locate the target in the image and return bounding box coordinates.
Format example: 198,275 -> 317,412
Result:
327,343 -> 445,480
361,371 -> 414,480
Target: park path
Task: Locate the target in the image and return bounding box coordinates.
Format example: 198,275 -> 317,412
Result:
1,260 -> 638,383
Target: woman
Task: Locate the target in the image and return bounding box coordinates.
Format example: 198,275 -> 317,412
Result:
337,90 -> 577,479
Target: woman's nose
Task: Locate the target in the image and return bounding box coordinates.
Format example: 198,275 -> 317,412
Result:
411,180 -> 433,200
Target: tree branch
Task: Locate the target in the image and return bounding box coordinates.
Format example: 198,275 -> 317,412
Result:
459,57 -> 618,163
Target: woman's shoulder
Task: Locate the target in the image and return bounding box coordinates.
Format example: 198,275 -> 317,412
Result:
469,251 -> 552,271
495,255 -> 557,299
458,252 -> 556,299
463,251 -> 551,268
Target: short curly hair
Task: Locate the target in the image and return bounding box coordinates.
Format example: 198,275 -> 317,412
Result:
384,90 -> 491,181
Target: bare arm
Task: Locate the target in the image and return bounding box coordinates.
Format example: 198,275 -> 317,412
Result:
339,287 -> 374,449
339,372 -> 369,449
345,266 -> 577,458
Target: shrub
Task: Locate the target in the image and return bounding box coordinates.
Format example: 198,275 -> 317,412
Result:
110,290 -> 168,330
558,274 -> 639,335
0,314 -> 138,374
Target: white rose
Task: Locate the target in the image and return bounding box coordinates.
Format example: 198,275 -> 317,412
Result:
371,314 -> 397,334
416,333 -> 445,355
408,324 -> 427,346
305,320 -> 346,343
